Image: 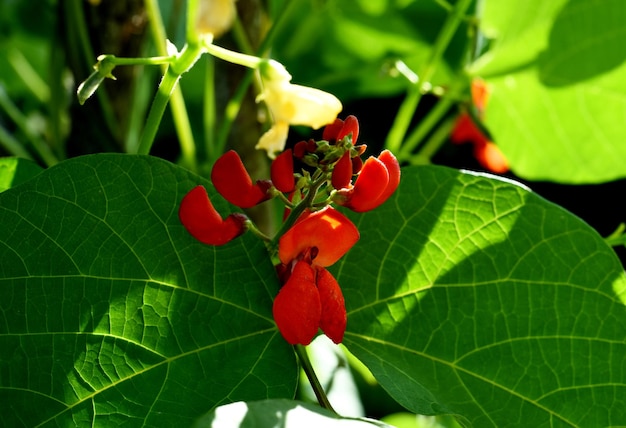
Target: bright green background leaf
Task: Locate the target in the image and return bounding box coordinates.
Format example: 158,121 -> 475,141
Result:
472,0 -> 626,183
0,154 -> 297,427
0,157 -> 43,192
272,0 -> 470,101
338,165 -> 626,426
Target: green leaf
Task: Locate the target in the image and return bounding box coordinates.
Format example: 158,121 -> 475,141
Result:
338,165 -> 626,427
272,0 -> 469,100
0,157 -> 43,192
0,154 -> 297,426
472,0 -> 626,183
194,399 -> 392,428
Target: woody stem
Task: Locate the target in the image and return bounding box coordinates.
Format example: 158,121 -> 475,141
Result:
294,345 -> 336,413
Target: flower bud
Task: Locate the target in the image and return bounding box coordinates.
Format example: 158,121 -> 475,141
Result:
323,115 -> 359,144
272,261 -> 322,345
195,0 -> 236,39
179,185 -> 247,246
331,152 -> 353,190
270,149 -> 295,193
211,150 -> 271,208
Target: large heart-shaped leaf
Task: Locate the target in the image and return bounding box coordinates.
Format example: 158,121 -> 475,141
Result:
0,154 -> 296,427
472,0 -> 626,183
338,165 -> 626,426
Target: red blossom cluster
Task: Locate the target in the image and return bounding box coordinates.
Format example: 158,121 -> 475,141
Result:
179,116 -> 400,345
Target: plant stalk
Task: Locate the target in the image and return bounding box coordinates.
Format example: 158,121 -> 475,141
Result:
295,345 -> 336,413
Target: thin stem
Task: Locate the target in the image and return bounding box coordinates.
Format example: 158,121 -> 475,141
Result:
0,86 -> 58,166
407,116 -> 456,165
605,223 -> 626,247
67,0 -> 118,141
398,78 -> 467,161
0,123 -> 34,160
204,56 -> 217,161
140,0 -> 198,168
98,54 -> 175,67
294,345 -> 336,413
384,0 -> 473,152
137,67 -> 181,155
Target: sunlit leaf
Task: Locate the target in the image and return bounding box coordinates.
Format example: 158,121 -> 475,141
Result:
272,0 -> 470,100
472,0 -> 626,183
0,157 -> 43,192
338,165 -> 626,427
0,154 -> 297,426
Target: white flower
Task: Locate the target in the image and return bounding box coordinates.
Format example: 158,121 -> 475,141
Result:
256,60 -> 342,158
195,0 -> 236,39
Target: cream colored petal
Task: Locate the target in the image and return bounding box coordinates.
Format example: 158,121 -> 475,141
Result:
283,84 -> 342,129
256,122 -> 290,159
195,0 -> 237,38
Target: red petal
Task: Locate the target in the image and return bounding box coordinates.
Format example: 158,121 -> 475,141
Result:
279,207 -> 359,267
179,186 -> 246,245
450,113 -> 488,146
471,78 -> 490,115
322,119 -> 344,142
374,150 -> 401,205
272,261 -> 321,345
331,152 -> 353,190
294,141 -> 308,159
341,156 -> 389,213
474,141 -> 509,174
336,115 -> 359,144
316,267 -> 346,344
211,150 -> 269,208
271,149 -> 295,193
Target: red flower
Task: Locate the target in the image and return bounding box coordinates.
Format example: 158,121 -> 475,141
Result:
334,149 -> 401,213
211,150 -> 271,208
272,261 -> 322,345
179,185 -> 247,245
278,207 -> 359,267
273,207 -> 359,345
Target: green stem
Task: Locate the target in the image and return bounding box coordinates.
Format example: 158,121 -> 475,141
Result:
204,56 -> 217,162
294,345 -> 336,413
66,0 -> 118,141
98,54 -> 175,67
7,48 -> 50,104
384,0 -> 473,153
269,174 -> 328,252
136,66 -> 180,155
407,116 -> 456,165
139,0 -> 199,168
605,223 -> 626,247
0,123 -> 34,160
398,78 -> 467,161
0,85 -> 58,166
